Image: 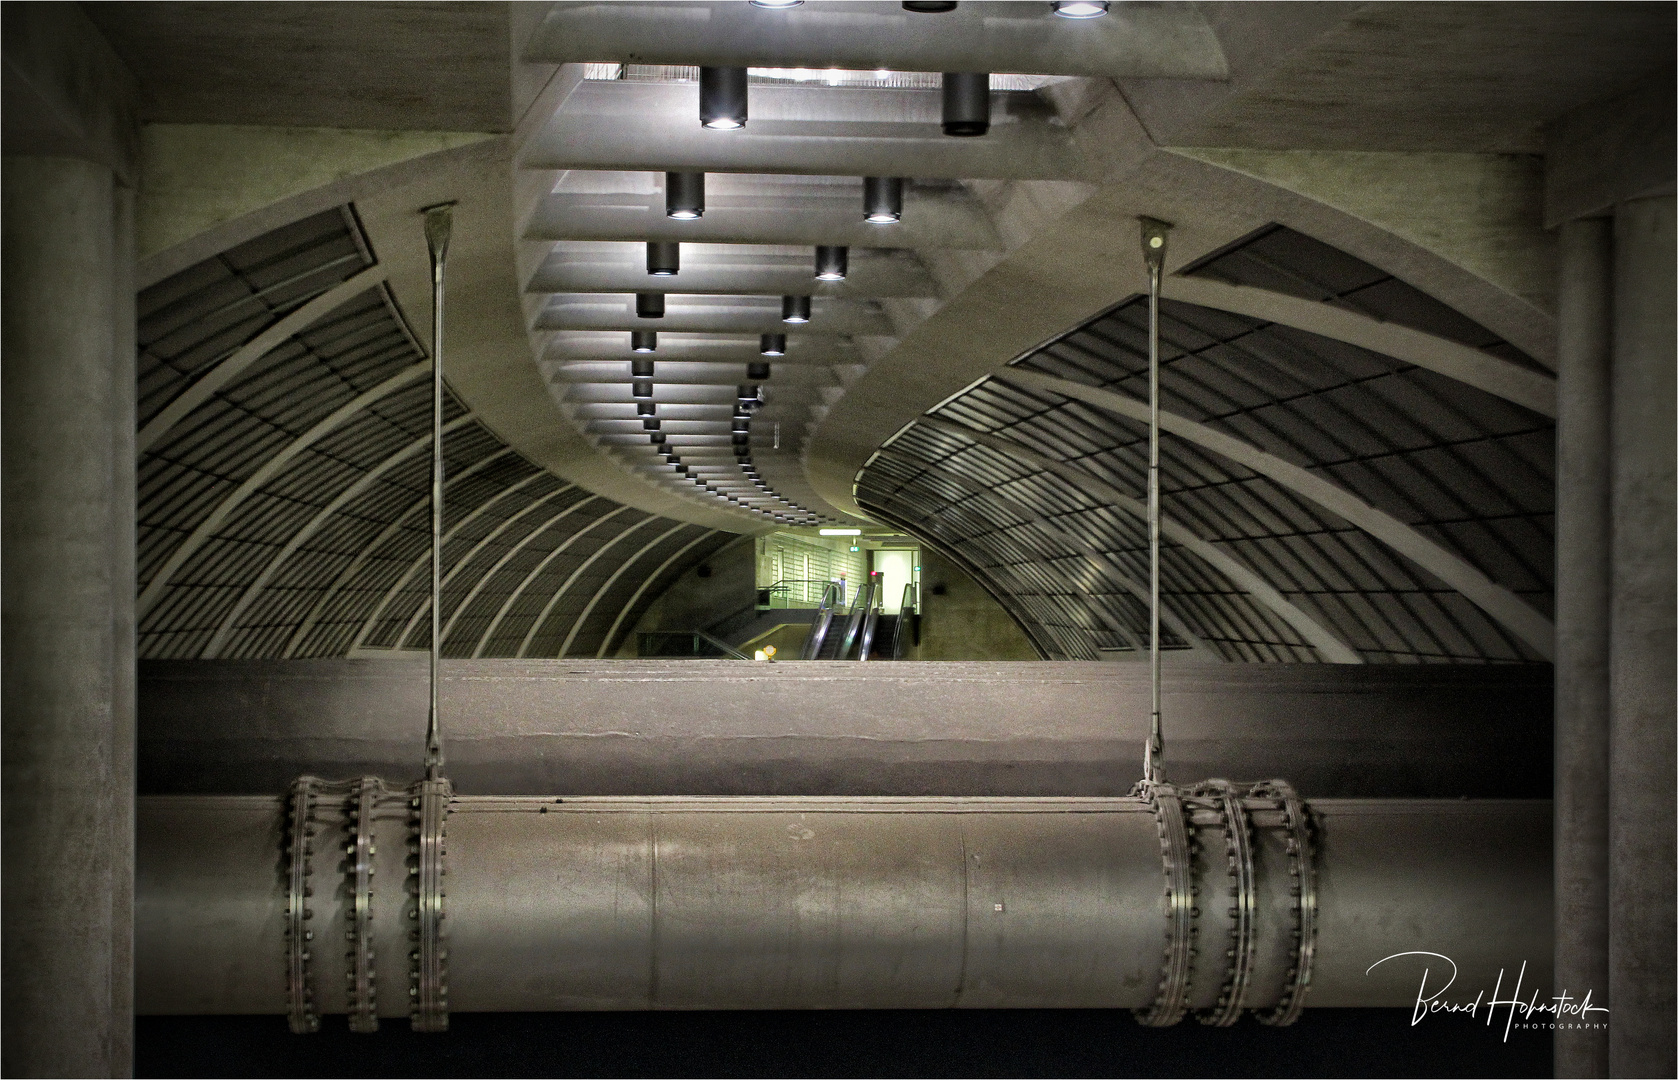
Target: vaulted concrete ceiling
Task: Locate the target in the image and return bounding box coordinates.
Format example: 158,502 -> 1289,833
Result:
91,1 -> 1674,660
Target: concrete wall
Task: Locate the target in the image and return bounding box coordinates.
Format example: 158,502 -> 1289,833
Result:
908,548 -> 1040,660
620,535 -> 756,651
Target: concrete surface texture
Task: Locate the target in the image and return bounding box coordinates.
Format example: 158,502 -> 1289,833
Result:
138,659 -> 1553,800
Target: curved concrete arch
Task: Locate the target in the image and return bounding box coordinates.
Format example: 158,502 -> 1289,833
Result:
998,368 -> 1555,659
136,361 -> 430,619
281,443 -> 515,657
471,501 -> 624,658
433,486 -> 590,649
137,266 -> 388,453
515,510 -> 654,658
595,529 -> 722,658
353,466 -> 550,651
395,476 -> 576,648
911,416 -> 1356,662
558,521 -> 691,658
1165,276 -> 1557,418
200,413 -> 475,658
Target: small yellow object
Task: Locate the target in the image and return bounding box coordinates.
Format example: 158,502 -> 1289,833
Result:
763,645 -> 777,659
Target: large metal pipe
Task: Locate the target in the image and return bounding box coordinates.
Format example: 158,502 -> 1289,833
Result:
137,792 -> 1550,1020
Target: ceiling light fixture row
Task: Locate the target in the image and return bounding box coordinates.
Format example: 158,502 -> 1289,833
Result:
668,170 -> 905,223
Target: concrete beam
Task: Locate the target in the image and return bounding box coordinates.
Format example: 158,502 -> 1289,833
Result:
1545,70 -> 1677,228
136,659 -> 1554,799
525,2 -> 1228,80
523,82 -> 1092,181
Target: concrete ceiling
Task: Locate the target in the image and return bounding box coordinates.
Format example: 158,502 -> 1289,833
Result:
96,1 -> 1676,659
83,1 -> 513,131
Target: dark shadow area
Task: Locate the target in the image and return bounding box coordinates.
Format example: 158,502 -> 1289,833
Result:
137,1008 -> 1551,1078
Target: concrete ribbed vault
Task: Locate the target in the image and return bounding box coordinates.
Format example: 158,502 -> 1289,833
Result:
136,205 -> 731,659
856,234 -> 1557,664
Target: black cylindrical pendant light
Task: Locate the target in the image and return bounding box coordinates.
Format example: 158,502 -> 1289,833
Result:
648,431 -> 667,444
631,332 -> 657,354
665,172 -> 705,219
699,67 -> 748,129
748,361 -> 772,380
864,177 -> 905,223
781,295 -> 811,323
759,334 -> 786,357
814,245 -> 848,281
632,379 -> 653,398
635,292 -> 665,318
942,73 -> 990,137
631,358 -> 655,378
642,416 -> 661,430
647,241 -> 679,276
638,400 -> 657,416
732,416 -> 750,432
903,1 -> 958,10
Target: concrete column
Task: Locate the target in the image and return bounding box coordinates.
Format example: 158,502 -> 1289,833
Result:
1,157 -> 133,1077
1553,217 -> 1613,1079
1608,194 -> 1676,1079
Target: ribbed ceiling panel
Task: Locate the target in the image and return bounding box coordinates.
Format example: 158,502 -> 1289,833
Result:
135,205 -> 736,660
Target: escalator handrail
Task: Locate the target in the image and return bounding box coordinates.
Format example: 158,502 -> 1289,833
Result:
799,582 -> 841,659
836,580 -> 874,660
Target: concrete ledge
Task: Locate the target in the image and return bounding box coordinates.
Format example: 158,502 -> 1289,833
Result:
140,659 -> 1551,799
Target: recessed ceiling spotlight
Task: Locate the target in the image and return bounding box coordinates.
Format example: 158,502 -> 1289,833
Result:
699,66 -> 748,129
942,73 -> 990,136
814,245 -> 848,281
759,334 -> 786,357
863,176 -> 904,223
635,292 -> 665,318
782,295 -> 812,323
647,241 -> 679,276
665,171 -> 705,219
1051,0 -> 1108,15
631,332 -> 657,353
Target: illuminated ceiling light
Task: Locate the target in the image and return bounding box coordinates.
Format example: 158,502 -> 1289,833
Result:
820,528 -> 862,536
941,72 -> 990,136
635,292 -> 665,318
903,1 -> 958,10
814,245 -> 848,281
631,332 -> 657,353
631,358 -> 655,378
749,0 -> 803,7
699,67 -> 748,129
647,241 -> 679,276
637,400 -> 657,416
781,295 -> 811,323
748,361 -> 772,380
732,416 -> 750,432
863,177 -> 904,223
665,171 -> 705,219
759,334 -> 786,357
1051,0 -> 1109,15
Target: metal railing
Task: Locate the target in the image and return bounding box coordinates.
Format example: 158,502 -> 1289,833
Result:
760,578 -> 846,609
798,582 -> 844,659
